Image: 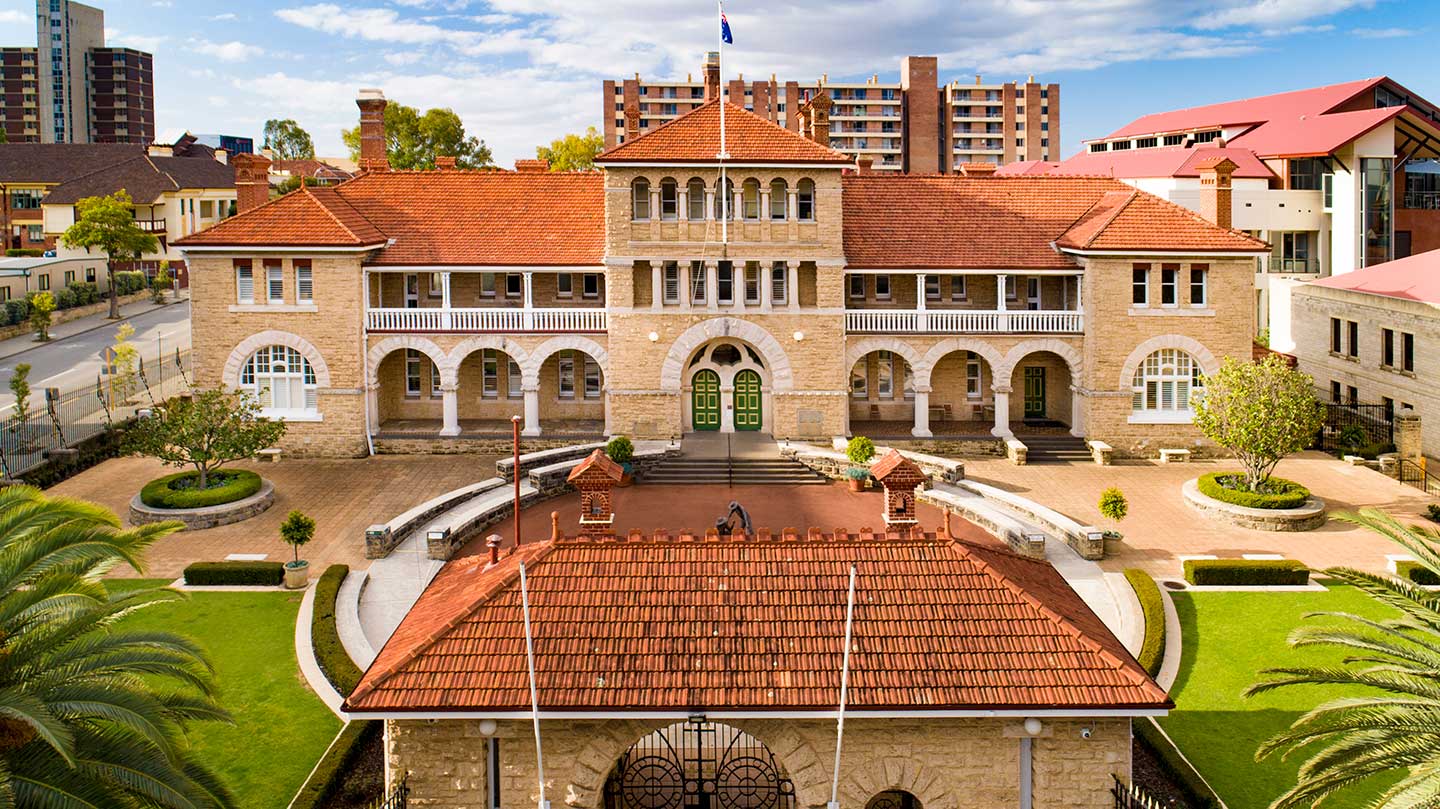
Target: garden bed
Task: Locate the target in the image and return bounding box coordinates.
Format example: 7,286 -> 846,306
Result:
1196,473 -> 1310,510
1182,476 -> 1326,532
130,470 -> 274,529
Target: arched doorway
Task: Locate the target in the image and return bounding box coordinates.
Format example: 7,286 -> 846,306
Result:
682,340 -> 771,434
692,369 -> 721,431
604,721 -> 795,809
865,791 -> 922,809
733,370 -> 762,431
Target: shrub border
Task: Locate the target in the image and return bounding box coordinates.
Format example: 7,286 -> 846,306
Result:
1183,558 -> 1310,586
140,469 -> 263,509
1123,569 -> 1165,678
1196,472 -> 1310,510
182,560 -> 284,587
312,564 -> 364,697
288,719 -> 380,809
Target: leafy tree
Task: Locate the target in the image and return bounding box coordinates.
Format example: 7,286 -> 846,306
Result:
9,363 -> 30,423
262,118 -> 315,160
59,191 -> 159,319
536,126 -> 605,171
341,102 -> 493,169
0,485 -> 234,808
151,262 -> 171,304
279,509 -> 316,566
274,175 -> 321,195
1099,487 -> 1128,523
1191,354 -> 1324,491
28,291 -> 54,341
125,389 -> 286,488
1250,508 -> 1440,808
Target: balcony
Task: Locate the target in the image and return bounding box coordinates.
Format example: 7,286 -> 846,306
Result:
846,309 -> 1083,334
1402,191 -> 1440,210
1265,256 -> 1320,274
366,307 -> 606,333
133,217 -> 165,233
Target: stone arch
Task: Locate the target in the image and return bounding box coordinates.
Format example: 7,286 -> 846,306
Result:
846,338 -> 926,385
366,335 -> 453,387
999,338 -> 1083,382
1118,334 -> 1219,389
447,335 -> 532,383
842,756 -> 955,809
918,338 -> 1005,388
523,335 -> 609,386
660,318 -> 794,392
222,330 -> 332,389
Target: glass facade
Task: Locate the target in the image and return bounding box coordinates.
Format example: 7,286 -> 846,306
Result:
1360,157 -> 1393,267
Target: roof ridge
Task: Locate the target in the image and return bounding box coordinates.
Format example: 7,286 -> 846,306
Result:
1059,188 -> 1135,249
53,152 -> 148,189
595,99 -> 720,159
311,184 -> 387,242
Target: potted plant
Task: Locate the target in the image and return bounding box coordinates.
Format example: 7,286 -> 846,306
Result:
606,435 -> 636,486
845,435 -> 876,492
280,509 -> 316,589
1098,486 -> 1127,543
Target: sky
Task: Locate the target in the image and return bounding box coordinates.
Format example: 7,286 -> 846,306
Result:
3,0 -> 1436,165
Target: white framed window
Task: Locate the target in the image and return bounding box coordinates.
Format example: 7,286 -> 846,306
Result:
662,261 -> 680,304
874,274 -> 891,300
480,273 -> 496,298
505,273 -> 522,298
769,179 -> 787,220
582,274 -> 600,299
1004,275 -> 1018,301
1132,265 -> 1149,307
690,262 -> 707,303
631,178 -> 650,220
241,345 -> 318,415
966,355 -> 981,398
405,350 -> 422,397
296,261 -> 313,303
744,263 -> 761,304
717,262 -> 734,304
687,178 -> 707,220
266,262 -> 283,304
583,356 -> 601,399
877,350 -> 893,398
951,276 -> 967,301
557,273 -> 573,298
925,275 -> 941,300
850,360 -> 867,398
660,178 -> 678,220
558,351 -> 576,399
741,179 -> 761,221
797,179 -> 815,221
482,349 -> 499,398
771,262 -> 787,305
1132,349 -> 1202,418
507,358 -> 522,399
1160,266 -> 1178,306
1189,264 -> 1207,307
235,262 -> 253,304
849,274 -> 865,299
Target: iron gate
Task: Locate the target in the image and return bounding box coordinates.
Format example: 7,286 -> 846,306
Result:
1314,397 -> 1393,453
604,721 -> 795,809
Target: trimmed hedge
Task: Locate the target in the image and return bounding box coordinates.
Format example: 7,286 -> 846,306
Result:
1124,569 -> 1166,678
183,561 -> 284,586
1197,472 -> 1310,510
312,564 -> 364,697
1183,558 -> 1309,586
290,719 -> 381,809
1133,718 -> 1223,809
5,248 -> 43,257
140,469 -> 262,509
1396,560 -> 1440,586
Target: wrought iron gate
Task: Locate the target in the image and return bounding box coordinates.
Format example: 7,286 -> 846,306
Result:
604,721 -> 795,809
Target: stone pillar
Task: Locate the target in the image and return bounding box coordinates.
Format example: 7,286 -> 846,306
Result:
787,190 -> 798,221
439,385 -> 460,437
759,190 -> 770,224
915,272 -> 928,331
912,387 -> 932,438
440,271 -> 452,330
680,262 -> 692,310
522,384 -> 542,437
1070,384 -> 1085,438
705,189 -> 716,221
365,383 -> 379,435
678,189 -> 688,221
996,273 -> 1009,332
788,263 -> 799,312
760,262 -> 772,312
1396,408 -> 1423,469
521,271 -> 534,330
706,262 -> 719,311
992,384 -> 1013,437
651,263 -> 662,312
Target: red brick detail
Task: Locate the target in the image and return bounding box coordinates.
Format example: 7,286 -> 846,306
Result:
231,152 -> 271,215
567,449 -> 624,536
1196,156 -> 1237,231
870,450 -> 929,525
356,90 -> 389,173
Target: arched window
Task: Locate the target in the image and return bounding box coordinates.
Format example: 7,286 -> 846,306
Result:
687,177 -> 707,220
631,178 -> 650,220
714,177 -> 735,220
797,178 -> 816,221
866,791 -> 923,809
769,178 -> 788,220
1132,348 -> 1203,415
241,345 -> 317,416
741,178 -> 761,220
659,177 -> 678,220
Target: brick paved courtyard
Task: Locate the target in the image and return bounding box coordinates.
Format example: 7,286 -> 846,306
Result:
963,451 -> 1438,578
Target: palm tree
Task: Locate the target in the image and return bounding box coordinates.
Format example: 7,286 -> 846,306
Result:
1249,508 -> 1440,809
0,485 -> 236,808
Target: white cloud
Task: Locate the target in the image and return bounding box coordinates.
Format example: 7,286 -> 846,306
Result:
1353,26 -> 1415,39
209,12 -> 239,21
189,39 -> 264,62
1193,0 -> 1375,30
383,51 -> 425,66
0,9 -> 26,24
107,30 -> 168,52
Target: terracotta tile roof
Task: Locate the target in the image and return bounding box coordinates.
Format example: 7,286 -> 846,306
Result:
842,175 -> 1265,269
868,449 -> 920,482
270,158 -> 353,182
1227,106 -> 1408,158
993,160 -> 1059,176
344,531 -> 1170,714
596,101 -> 853,165
1308,248 -> 1440,304
176,171 -> 606,265
1050,146 -> 1276,180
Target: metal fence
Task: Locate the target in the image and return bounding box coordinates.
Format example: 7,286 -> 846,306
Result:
1112,775 -> 1176,809
1400,459 -> 1440,496
370,776 -> 408,809
1313,393 -> 1394,454
0,349 -> 191,479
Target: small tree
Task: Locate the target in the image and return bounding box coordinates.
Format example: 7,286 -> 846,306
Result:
60,190 -> 159,319
1099,487 -> 1128,535
536,127 -> 605,171
9,363 -> 30,424
111,323 -> 138,399
279,510 -> 315,566
1192,355 -> 1325,492
150,262 -> 170,304
125,389 -> 286,489
28,291 -> 54,341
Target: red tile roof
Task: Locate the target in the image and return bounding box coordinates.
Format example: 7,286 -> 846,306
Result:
596,101 -> 854,165
1050,146 -> 1276,180
344,531 -> 1169,714
841,175 -> 1266,269
1308,248 -> 1440,304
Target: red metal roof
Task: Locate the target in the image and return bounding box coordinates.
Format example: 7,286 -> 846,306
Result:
344,531 -> 1170,714
1102,78 -> 1384,140
1051,146 -> 1276,180
596,100 -> 854,165
1309,248 -> 1440,304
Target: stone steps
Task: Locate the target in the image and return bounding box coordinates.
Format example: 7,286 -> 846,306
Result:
643,458 -> 828,486
1021,434 -> 1091,464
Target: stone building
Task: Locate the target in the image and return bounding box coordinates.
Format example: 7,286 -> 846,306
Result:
175,88 -> 1265,457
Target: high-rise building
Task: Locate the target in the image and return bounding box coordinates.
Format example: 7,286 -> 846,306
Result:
603,54 -> 1060,172
0,1 -> 154,144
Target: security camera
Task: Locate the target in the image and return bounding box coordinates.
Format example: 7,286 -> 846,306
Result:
1080,726 -> 1093,740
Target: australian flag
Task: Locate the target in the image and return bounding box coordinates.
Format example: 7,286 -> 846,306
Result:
720,8 -> 733,43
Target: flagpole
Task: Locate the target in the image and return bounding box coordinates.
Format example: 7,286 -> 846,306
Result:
828,565 -> 858,809
718,0 -> 727,245
520,562 -> 549,809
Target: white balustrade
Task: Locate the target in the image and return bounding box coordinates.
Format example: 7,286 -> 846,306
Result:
367,307 -> 606,333
845,309 -> 1082,334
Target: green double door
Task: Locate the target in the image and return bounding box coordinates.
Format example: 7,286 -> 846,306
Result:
690,369 -> 763,431
1023,367 -> 1046,419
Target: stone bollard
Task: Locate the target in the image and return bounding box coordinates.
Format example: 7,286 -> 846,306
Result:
1396,409 -> 1423,471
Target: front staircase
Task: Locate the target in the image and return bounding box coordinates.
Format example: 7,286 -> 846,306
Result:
1021,434 -> 1091,464
642,456 -> 828,486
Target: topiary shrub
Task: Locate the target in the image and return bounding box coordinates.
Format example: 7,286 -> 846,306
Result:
605,435 -> 634,465
1183,558 -> 1309,586
1396,560 -> 1440,586
140,469 -> 263,509
1197,472 -> 1310,510
846,435 -> 876,464
183,561 -> 284,586
1124,569 -> 1165,678
312,564 -> 363,696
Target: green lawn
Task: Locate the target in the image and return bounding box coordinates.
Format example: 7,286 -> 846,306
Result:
1163,585 -> 1400,808
111,580 -> 342,808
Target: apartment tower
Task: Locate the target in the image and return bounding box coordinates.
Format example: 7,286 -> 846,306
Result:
603,54 -> 1060,172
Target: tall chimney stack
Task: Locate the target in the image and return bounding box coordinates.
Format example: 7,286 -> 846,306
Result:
356,88 -> 389,172
1196,156 -> 1238,231
704,51 -> 721,102
231,153 -> 272,214
802,93 -> 833,146
623,101 -> 641,141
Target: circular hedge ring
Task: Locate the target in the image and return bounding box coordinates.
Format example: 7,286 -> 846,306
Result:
140,469 -> 263,510
1196,472 -> 1310,511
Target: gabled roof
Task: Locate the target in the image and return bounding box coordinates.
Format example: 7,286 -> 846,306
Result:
1103,78 -> 1385,140
344,531 -> 1169,714
841,175 -> 1266,270
269,159 -> 354,183
41,153 -> 235,205
994,160 -> 1059,176
1227,106 -> 1406,158
1050,146 -> 1276,180
175,185 -> 385,248
595,100 -> 854,165
0,143 -> 148,185
1307,248 -> 1440,305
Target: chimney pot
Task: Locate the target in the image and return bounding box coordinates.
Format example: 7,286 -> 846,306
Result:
704,52 -> 721,102
857,156 -> 874,175
485,534 -> 502,565
356,88 -> 389,172
434,155 -> 457,170
231,152 -> 272,214
514,158 -> 549,173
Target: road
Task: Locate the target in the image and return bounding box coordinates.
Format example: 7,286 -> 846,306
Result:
0,301 -> 191,408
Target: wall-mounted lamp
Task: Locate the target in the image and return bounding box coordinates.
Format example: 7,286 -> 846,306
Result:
793,331 -> 804,341
648,331 -> 659,342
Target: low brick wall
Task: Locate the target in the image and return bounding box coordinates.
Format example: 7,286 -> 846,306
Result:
1181,478 -> 1327,532
883,437 -> 1005,457
364,478 -> 506,559
496,441 -> 606,481
426,487 -> 547,559
128,479 -> 275,530
373,436 -> 580,456
785,444 -> 965,483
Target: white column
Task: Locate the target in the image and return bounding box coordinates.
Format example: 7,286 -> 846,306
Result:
522,383 -> 541,437
705,190 -> 716,221
760,261 -> 772,312
787,190 -> 798,221
733,189 -> 743,222
678,190 -> 689,221
733,264 -> 746,312
1070,384 -> 1085,438
996,273 -> 1009,332
439,384 -> 460,436
650,262 -> 662,312
788,263 -> 800,311
440,271 -> 452,330
522,271 -> 534,330
991,384 -> 1013,437
912,386 -> 932,438
366,383 -> 379,435
650,189 -> 661,222
681,262 -> 692,310
706,262 -> 719,311
915,272 -> 928,332
759,190 -> 771,224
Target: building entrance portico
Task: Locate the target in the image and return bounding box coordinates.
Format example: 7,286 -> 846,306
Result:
682,339 -> 774,434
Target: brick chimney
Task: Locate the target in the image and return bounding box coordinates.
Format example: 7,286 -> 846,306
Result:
231,152 -> 272,214
704,51 -> 721,102
959,162 -> 997,178
434,155 -> 457,170
356,88 -> 389,172
1196,156 -> 1238,230
624,101 -> 640,141
802,93 -> 833,146
856,156 -> 874,175
514,158 -> 549,173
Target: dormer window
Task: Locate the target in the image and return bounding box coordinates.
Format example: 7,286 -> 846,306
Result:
631,178 -> 650,220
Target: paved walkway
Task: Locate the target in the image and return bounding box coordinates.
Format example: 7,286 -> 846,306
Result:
962,451 -> 1438,578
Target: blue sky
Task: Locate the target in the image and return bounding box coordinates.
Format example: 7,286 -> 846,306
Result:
2,0 -> 1434,164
